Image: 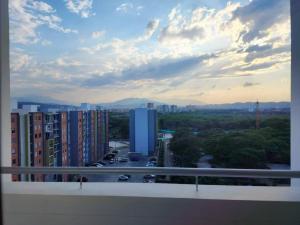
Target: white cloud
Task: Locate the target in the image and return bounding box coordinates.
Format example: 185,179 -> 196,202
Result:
29,1 -> 55,13
91,31 -> 105,39
9,0 -> 77,45
41,40 -> 52,46
65,0 -> 95,18
116,3 -> 144,15
10,49 -> 32,72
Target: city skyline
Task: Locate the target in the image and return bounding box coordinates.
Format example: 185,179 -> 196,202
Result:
10,0 -> 291,105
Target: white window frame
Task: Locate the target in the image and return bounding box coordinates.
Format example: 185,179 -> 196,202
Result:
1,0 -> 300,185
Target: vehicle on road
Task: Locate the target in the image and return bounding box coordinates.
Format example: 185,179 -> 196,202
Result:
109,159 -> 115,164
112,150 -> 119,154
89,163 -> 103,167
146,162 -> 156,167
118,175 -> 129,181
97,161 -> 106,166
144,174 -> 156,180
118,157 -> 128,162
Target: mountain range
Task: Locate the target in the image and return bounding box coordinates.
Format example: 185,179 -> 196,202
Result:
12,96 -> 290,110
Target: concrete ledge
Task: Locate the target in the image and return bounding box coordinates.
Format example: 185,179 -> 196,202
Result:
3,183 -> 300,225
3,182 -> 300,201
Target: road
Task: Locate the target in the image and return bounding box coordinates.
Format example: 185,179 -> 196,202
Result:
86,146 -> 150,183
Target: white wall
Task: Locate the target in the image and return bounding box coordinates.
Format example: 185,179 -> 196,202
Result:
0,0 -> 11,180
291,0 -> 300,186
3,183 -> 300,225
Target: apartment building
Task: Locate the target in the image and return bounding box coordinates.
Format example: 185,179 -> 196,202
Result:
29,112 -> 44,181
11,113 -> 20,181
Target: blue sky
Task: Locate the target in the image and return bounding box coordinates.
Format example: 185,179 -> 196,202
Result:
9,0 -> 291,105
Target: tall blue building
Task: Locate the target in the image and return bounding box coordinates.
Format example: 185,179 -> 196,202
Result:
129,108 -> 157,156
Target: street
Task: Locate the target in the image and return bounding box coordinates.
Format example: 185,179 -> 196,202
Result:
86,144 -> 151,183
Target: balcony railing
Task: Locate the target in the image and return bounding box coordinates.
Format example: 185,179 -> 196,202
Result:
2,167 -> 300,191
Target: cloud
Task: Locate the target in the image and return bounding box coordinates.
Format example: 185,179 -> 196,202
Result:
158,3 -> 240,45
9,0 -> 77,44
65,0 -> 95,18
245,44 -> 273,53
244,45 -> 290,63
82,54 -> 215,87
116,3 -> 144,15
242,62 -> 278,72
243,82 -> 260,87
10,49 -> 32,72
29,1 -> 55,13
91,31 -> 105,39
145,20 -> 160,39
232,0 -> 289,43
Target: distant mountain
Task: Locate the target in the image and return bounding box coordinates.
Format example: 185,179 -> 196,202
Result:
99,98 -> 164,109
12,95 -> 69,106
199,102 -> 290,110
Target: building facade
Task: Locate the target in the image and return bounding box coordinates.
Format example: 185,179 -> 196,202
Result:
11,113 -> 20,181
29,112 -> 44,181
11,110 -> 109,181
130,108 -> 157,156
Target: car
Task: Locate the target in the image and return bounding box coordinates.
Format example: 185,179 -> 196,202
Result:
146,162 -> 155,167
143,174 -> 156,180
118,157 -> 128,162
97,161 -> 106,166
109,159 -> 115,164
118,175 -> 129,181
112,150 -> 119,154
124,174 -> 131,178
89,163 -> 103,167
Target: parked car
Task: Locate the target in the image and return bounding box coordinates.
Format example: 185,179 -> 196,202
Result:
124,174 -> 131,178
118,175 -> 129,181
89,163 -> 103,167
146,162 -> 155,167
118,157 -> 128,162
109,159 -> 115,164
144,174 -> 156,180
96,161 -> 106,166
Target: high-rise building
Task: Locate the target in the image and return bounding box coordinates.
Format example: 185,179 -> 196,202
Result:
11,113 -> 20,181
96,110 -> 109,161
170,105 -> 178,113
29,112 -> 44,181
88,110 -> 97,162
157,104 -> 169,113
11,110 -> 109,181
147,102 -> 154,109
129,108 -> 157,156
58,112 -> 68,181
69,111 -> 83,167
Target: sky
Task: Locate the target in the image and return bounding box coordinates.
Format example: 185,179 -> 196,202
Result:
9,0 -> 291,105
